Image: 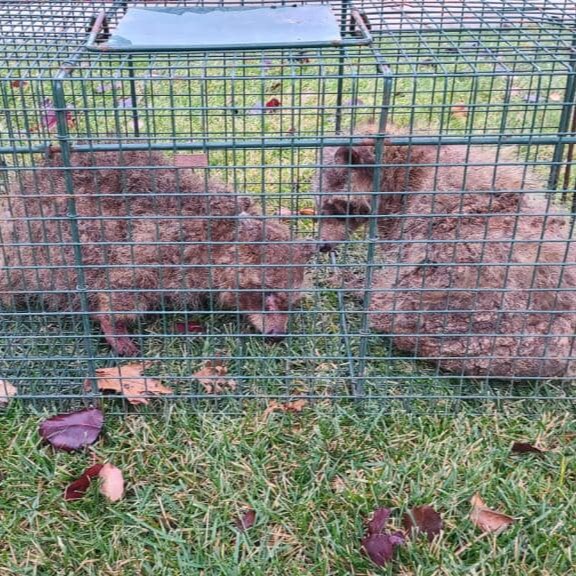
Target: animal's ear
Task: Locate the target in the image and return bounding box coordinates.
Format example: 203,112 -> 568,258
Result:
334,146 -> 364,166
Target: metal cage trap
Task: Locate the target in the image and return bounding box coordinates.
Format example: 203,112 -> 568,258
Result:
0,0 -> 575,413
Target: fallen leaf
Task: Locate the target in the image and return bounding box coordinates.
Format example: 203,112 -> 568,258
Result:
174,321 -> 204,334
344,97 -> 365,107
470,494 -> 515,534
234,509 -> 256,531
402,505 -> 443,541
86,362 -> 172,405
549,92 -> 563,102
193,359 -> 237,394
117,96 -> 134,109
95,81 -> 122,94
269,81 -> 282,92
331,476 -> 347,493
263,398 -> 308,416
39,408 -> 104,451
99,463 -> 124,502
361,532 -> 405,567
451,104 -> 469,119
523,93 -> 544,103
298,208 -> 316,216
276,207 -> 295,218
0,379 -> 17,406
64,464 -> 103,501
10,80 -> 28,89
265,98 -> 281,112
511,442 -> 544,455
366,507 -> 392,535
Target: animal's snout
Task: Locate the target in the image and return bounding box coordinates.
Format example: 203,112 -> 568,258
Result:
265,329 -> 285,343
319,242 -> 336,253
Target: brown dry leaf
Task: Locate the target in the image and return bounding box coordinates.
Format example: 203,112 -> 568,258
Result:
99,463 -> 124,502
275,207 -> 296,219
451,104 -> 469,119
193,359 -> 237,394
549,92 -> 563,102
87,362 -> 172,405
470,494 -> 515,534
298,208 -> 316,216
331,476 -> 347,493
263,398 -> 308,417
0,379 -> 17,406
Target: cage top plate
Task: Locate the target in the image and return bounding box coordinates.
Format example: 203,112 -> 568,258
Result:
100,5 -> 343,51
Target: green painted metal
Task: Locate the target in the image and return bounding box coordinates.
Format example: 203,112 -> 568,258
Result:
0,1 -> 575,413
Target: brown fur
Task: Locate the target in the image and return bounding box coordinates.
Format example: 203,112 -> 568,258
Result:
0,150 -> 313,355
314,124 -> 576,378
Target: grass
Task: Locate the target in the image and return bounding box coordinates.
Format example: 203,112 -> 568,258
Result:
0,404 -> 574,575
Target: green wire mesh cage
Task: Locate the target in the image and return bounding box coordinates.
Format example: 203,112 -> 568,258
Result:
0,0 -> 575,413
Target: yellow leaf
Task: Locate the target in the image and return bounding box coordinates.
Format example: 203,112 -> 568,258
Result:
0,379 -> 17,406
470,493 -> 515,534
99,463 -> 124,502
86,362 -> 172,405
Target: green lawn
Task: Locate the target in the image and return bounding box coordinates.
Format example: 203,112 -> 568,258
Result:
0,404 -> 574,575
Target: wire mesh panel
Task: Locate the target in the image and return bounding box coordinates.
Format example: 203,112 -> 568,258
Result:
0,0 -> 575,413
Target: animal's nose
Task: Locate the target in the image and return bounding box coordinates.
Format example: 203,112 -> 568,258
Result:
265,329 -> 285,343
319,243 -> 335,253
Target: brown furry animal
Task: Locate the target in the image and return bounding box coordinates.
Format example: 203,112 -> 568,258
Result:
0,150 -> 313,355
313,125 -> 576,378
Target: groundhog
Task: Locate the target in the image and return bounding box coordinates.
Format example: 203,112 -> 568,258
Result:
0,150 -> 314,356
313,124 -> 576,379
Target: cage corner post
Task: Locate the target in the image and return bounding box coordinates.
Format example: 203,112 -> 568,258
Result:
51,70 -> 99,399
353,56 -> 393,403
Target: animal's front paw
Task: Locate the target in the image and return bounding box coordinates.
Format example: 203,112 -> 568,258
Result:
106,334 -> 140,357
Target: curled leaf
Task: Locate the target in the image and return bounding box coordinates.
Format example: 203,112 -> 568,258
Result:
265,98 -> 281,112
64,464 -> 103,501
298,208 -> 316,216
234,509 -> 256,532
511,442 -> 544,455
402,505 -> 443,541
86,362 -> 172,405
470,494 -> 515,534
361,532 -> 405,567
193,359 -> 237,394
366,507 -> 392,535
117,96 -> 134,109
95,81 -> 122,94
0,379 -> 17,406
174,321 -> 204,334
99,463 -> 124,502
39,408 -> 103,451
451,104 -> 469,119
263,398 -> 308,417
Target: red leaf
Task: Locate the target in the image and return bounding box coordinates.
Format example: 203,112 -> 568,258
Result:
64,464 -> 103,501
265,98 -> 281,112
511,442 -> 544,455
11,80 -> 28,89
402,505 -> 443,541
366,507 -> 392,535
39,408 -> 104,451
361,532 -> 405,567
234,509 -> 256,531
174,321 -> 204,334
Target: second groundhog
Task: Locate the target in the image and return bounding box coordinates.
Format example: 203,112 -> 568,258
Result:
0,150 -> 314,356
312,124 -> 576,379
